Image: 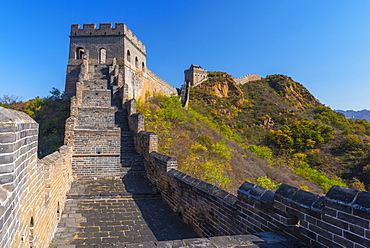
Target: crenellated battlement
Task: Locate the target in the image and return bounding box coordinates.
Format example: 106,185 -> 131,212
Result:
71,23 -> 124,36
70,23 -> 146,53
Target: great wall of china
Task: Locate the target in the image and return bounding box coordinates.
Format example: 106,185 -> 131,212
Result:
0,23 -> 369,248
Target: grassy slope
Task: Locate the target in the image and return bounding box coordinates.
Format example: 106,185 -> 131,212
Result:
139,73 -> 370,194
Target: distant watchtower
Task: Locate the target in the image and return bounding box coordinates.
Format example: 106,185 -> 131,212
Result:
65,23 -> 147,96
184,64 -> 208,86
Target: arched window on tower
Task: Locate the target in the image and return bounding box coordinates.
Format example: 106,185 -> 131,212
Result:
135,57 -> 139,68
99,48 -> 106,64
76,47 -> 85,59
142,62 -> 145,72
127,50 -> 131,63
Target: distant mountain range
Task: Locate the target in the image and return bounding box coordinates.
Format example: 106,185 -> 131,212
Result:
336,109 -> 370,121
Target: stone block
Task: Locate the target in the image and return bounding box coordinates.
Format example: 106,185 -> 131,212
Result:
249,185 -> 266,198
232,235 -> 264,245
326,185 -> 359,204
209,235 -> 240,247
238,181 -> 255,194
337,212 -> 369,228
261,190 -> 274,205
0,133 -> 16,143
344,231 -> 370,247
224,194 -> 237,205
126,242 -> 156,248
354,191 -> 370,209
0,164 -> 15,174
275,184 -> 299,199
0,154 -> 15,164
291,189 -> 320,207
317,219 -> 343,235
312,196 -> 325,210
0,174 -> 14,184
183,238 -> 216,248
325,200 -> 353,214
0,124 -> 16,132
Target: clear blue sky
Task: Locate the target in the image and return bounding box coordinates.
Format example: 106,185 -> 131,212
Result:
1,1 -> 370,110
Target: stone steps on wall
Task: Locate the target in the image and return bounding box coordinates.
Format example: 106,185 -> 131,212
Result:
113,103 -> 147,177
121,154 -> 145,166
83,79 -> 109,90
93,65 -> 109,80
121,167 -> 146,177
115,110 -> 129,129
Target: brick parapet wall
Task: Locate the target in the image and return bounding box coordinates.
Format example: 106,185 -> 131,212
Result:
133,132 -> 158,163
0,107 -> 73,248
125,98 -> 136,116
146,68 -> 178,96
128,113 -> 144,133
233,74 -> 262,85
127,104 -> 370,248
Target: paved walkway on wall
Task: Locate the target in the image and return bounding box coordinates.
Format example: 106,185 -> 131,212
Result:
50,175 -> 310,248
49,175 -> 199,248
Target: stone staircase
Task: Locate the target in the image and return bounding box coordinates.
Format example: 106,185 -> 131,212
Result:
119,108 -> 146,177
71,65 -> 122,178
71,62 -> 150,178
92,64 -> 109,80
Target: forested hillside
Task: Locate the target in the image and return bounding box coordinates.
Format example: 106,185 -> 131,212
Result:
139,73 -> 370,194
0,89 -> 70,158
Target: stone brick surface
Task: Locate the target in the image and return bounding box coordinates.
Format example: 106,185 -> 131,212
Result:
0,107 -> 73,248
50,178 -> 199,247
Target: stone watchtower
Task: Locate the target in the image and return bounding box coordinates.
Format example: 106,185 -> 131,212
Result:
180,64 -> 208,107
63,23 -> 176,178
184,64 -> 208,87
65,23 -> 148,99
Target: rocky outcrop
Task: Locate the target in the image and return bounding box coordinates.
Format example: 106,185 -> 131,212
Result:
267,75 -> 319,110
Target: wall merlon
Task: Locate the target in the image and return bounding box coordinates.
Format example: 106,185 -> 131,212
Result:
71,23 -> 123,36
326,185 -> 359,204
70,23 -> 146,53
291,190 -> 320,208
275,183 -> 299,199
353,191 -> 370,210
238,181 -> 255,194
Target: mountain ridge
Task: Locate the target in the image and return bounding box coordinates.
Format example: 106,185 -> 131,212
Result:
336,109 -> 370,121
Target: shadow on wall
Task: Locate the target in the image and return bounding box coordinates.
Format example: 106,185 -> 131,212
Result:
121,171 -> 200,241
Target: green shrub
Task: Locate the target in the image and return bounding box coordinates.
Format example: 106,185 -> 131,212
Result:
256,176 -> 282,191
247,145 -> 272,159
291,154 -> 347,192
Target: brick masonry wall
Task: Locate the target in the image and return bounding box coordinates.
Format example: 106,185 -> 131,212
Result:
73,130 -> 121,154
0,107 -> 72,248
72,155 -> 120,177
128,104 -> 370,248
233,74 -> 262,85
68,68 -> 123,178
